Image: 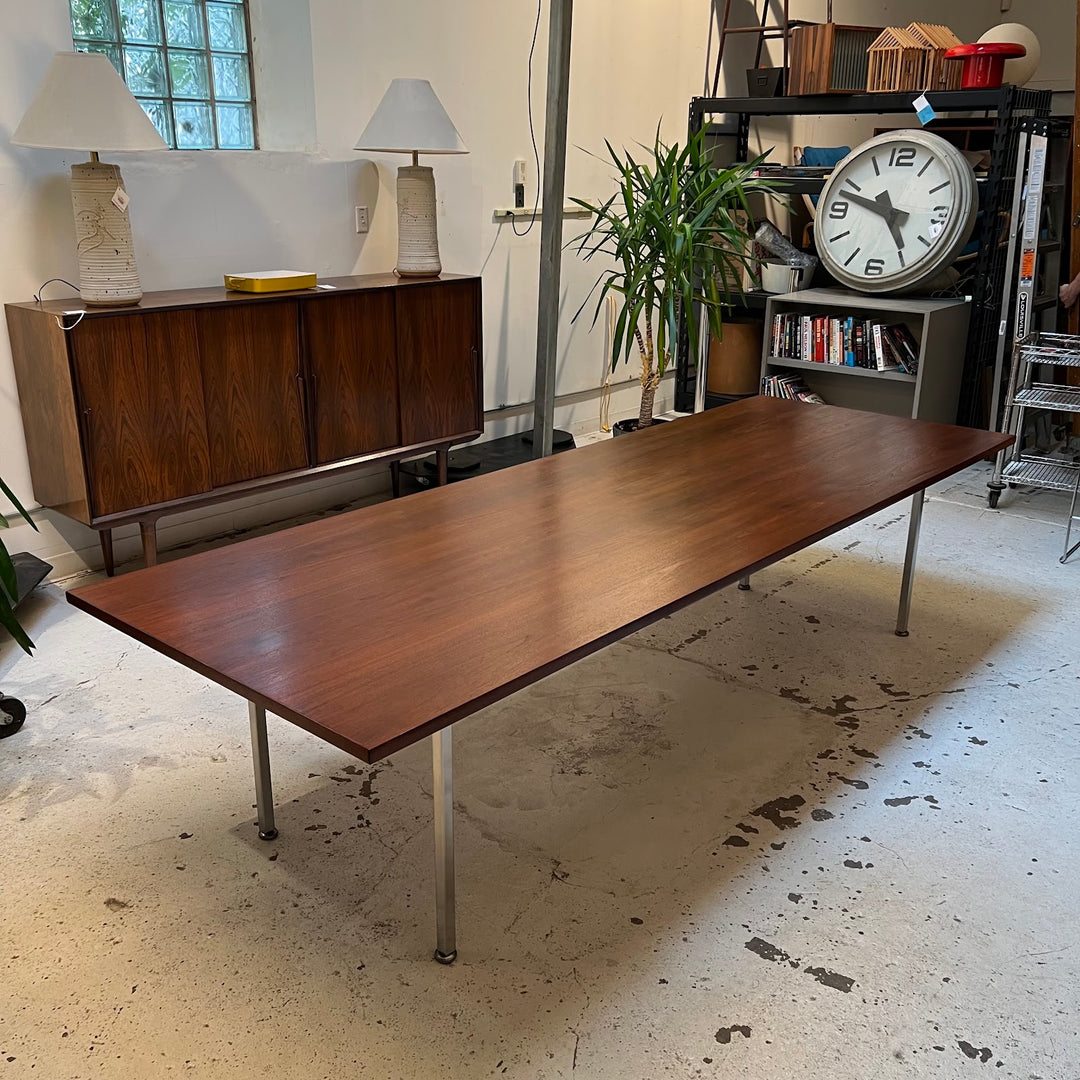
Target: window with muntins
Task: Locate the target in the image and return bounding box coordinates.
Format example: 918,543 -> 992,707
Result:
69,0 -> 257,149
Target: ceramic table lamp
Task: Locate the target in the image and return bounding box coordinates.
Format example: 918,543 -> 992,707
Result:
355,79 -> 468,277
12,52 -> 168,305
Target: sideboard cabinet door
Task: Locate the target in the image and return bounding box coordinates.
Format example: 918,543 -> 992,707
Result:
395,281 -> 482,446
71,311 -> 212,517
303,292 -> 400,464
196,302 -> 309,486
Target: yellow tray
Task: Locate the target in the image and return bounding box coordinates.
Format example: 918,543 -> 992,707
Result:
224,271 -> 318,293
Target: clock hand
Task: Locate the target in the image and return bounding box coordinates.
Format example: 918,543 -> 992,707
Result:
842,190 -> 891,219
842,188 -> 911,249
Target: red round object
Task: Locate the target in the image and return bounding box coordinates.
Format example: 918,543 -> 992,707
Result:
944,42 -> 1027,89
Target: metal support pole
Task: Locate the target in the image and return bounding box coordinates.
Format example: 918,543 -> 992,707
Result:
894,491 -> 925,637
531,0 -> 574,460
432,726 -> 457,964
247,701 -> 278,841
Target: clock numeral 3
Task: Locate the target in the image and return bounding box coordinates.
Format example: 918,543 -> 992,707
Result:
864,258 -> 885,276
888,147 -> 916,168
828,201 -> 849,219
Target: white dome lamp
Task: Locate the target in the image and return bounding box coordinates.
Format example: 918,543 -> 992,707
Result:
978,23 -> 1041,85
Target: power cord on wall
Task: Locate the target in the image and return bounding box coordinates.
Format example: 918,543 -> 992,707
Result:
510,0 -> 543,237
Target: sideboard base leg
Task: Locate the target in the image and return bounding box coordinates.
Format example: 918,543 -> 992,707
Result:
139,521 -> 158,568
99,529 -> 115,577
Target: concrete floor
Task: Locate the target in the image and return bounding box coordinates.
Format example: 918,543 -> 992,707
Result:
1,458 -> 1078,1079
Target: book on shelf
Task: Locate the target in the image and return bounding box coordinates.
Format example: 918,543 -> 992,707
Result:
769,311 -> 919,374
761,373 -> 827,404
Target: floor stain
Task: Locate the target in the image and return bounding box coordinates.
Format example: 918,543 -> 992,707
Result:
723,835 -> 750,847
829,772 -> 869,791
715,1025 -> 752,1044
957,1040 -> 993,1063
804,966 -> 855,993
103,898 -> 129,911
745,937 -> 790,964
811,809 -> 834,821
751,795 -> 806,830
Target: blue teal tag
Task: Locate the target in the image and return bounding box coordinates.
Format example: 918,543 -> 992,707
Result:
913,93 -> 936,126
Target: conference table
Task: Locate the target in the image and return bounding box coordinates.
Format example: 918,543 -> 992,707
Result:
68,397 -> 1010,963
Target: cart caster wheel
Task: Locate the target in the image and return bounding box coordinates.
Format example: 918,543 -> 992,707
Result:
0,696 -> 27,738
988,489 -> 1001,509
1008,482 -> 1018,489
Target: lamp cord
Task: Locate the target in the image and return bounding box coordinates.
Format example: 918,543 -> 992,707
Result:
35,278 -> 86,331
510,0 -> 543,237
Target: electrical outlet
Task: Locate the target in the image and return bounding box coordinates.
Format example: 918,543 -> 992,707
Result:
354,206 -> 370,234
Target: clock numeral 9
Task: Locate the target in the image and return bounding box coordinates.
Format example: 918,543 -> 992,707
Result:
888,147 -> 916,168
864,258 -> 885,276
828,201 -> 849,219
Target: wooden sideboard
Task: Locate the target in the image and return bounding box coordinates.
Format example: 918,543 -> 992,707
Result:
5,274 -> 483,573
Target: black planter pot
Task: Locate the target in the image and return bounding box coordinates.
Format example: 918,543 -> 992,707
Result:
612,417 -> 670,437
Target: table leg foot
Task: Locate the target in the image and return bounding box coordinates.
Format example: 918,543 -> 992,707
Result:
432,726 -> 456,964
894,490 -> 924,637
738,575 -> 751,591
248,701 -> 278,841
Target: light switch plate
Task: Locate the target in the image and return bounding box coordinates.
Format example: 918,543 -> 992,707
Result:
355,206 -> 370,234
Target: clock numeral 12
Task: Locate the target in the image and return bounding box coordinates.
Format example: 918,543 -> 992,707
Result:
888,147 -> 916,167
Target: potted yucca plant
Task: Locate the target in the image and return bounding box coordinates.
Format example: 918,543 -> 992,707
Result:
572,126 -> 774,432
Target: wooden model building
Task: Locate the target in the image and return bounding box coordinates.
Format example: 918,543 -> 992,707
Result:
867,22 -> 963,93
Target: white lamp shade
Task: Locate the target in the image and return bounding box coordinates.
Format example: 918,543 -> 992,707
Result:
354,78 -> 467,155
12,52 -> 168,152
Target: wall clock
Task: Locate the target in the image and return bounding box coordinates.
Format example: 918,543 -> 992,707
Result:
815,129 -> 978,294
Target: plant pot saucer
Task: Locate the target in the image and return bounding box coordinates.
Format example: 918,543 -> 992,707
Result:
612,417 -> 671,437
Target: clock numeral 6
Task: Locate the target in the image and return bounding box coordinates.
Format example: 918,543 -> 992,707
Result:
828,201 -> 849,219
888,146 -> 916,167
864,258 -> 885,276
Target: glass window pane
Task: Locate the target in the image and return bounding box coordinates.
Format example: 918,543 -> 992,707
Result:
163,1 -> 204,48
169,50 -> 210,97
216,103 -> 253,149
173,101 -> 214,149
69,0 -> 117,41
212,53 -> 250,101
75,40 -> 124,77
138,98 -> 175,146
206,2 -> 246,51
124,46 -> 167,95
118,0 -> 162,44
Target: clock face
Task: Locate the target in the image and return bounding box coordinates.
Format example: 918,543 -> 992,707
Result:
815,130 -> 977,294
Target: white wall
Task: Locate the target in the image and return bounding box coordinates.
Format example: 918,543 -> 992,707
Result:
0,0 -> 1067,575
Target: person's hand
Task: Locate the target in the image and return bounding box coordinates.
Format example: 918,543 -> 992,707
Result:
1060,275 -> 1080,309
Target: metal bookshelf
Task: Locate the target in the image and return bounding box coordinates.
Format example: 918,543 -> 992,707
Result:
676,85 -> 1053,423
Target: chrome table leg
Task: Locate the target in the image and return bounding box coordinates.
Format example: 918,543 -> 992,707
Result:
432,726 -> 457,964
895,490 -> 925,637
247,701 -> 278,841
738,575 -> 751,591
